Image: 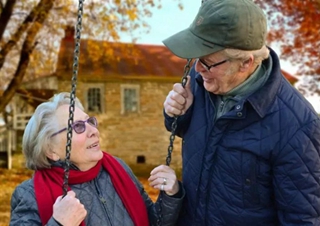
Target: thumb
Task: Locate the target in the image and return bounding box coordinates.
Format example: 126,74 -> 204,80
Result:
184,75 -> 192,95
54,195 -> 63,204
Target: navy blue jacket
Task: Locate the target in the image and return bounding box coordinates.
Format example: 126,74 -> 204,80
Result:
164,49 -> 320,225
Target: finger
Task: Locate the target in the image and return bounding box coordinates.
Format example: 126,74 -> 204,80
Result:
164,94 -> 185,117
167,92 -> 186,109
151,183 -> 166,191
54,195 -> 63,204
164,102 -> 184,117
171,92 -> 188,107
149,174 -> 167,186
173,82 -> 189,99
150,165 -> 166,175
149,172 -> 173,182
149,168 -> 176,183
149,175 -> 176,189
67,190 -> 76,197
150,165 -> 174,175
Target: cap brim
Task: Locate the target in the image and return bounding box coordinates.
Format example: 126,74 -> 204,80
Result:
162,28 -> 225,59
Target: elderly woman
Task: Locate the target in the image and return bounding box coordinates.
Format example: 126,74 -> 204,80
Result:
10,92 -> 184,226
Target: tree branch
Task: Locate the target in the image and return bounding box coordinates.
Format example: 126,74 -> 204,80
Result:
0,0 -> 54,112
0,1 -> 3,17
0,0 -> 52,69
0,0 -> 17,40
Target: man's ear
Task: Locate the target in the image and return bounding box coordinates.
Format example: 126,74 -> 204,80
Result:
239,56 -> 254,72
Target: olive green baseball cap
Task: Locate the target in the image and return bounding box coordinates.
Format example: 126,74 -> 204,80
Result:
163,0 -> 267,59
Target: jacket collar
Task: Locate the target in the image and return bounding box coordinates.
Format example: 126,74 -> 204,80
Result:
195,47 -> 283,118
246,48 -> 282,118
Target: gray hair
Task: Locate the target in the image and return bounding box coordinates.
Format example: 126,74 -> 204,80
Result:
223,45 -> 270,65
22,92 -> 84,170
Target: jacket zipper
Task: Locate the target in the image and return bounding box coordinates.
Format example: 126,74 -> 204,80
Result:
94,179 -> 113,226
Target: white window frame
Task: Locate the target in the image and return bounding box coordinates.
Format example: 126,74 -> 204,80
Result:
84,84 -> 105,114
120,84 -> 140,115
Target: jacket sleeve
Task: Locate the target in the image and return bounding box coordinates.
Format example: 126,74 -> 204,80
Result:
10,180 -> 61,226
150,181 -> 185,226
273,119 -> 320,225
116,158 -> 185,226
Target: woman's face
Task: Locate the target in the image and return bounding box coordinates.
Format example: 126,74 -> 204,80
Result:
49,104 -> 103,171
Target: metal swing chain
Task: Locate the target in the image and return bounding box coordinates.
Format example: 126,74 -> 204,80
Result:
156,58 -> 192,226
63,0 -> 85,197
165,58 -> 192,166
157,3 -> 202,226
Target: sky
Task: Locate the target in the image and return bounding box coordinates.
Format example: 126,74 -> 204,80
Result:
120,1 -> 320,113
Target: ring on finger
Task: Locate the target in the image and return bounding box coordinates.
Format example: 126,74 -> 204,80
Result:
163,177 -> 167,185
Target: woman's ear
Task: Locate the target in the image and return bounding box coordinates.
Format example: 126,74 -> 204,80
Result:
46,150 -> 60,161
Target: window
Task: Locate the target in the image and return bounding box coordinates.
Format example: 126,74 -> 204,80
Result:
121,84 -> 140,114
85,84 -> 105,113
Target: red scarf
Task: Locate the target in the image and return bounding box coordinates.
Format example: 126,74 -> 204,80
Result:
34,152 -> 149,226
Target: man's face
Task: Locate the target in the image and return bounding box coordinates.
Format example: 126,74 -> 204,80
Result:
195,51 -> 247,95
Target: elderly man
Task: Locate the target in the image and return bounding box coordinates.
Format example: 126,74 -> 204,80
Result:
162,0 -> 320,225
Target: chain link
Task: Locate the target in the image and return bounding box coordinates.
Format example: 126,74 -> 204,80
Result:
156,58 -> 192,226
63,0 -> 85,197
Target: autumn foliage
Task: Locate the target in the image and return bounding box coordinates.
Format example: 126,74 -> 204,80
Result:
255,0 -> 320,94
0,0 -> 163,113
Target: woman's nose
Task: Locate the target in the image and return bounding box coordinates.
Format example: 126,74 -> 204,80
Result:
87,123 -> 99,137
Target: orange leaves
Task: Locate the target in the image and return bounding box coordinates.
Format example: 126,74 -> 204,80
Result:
255,0 -> 319,79
0,154 -> 33,225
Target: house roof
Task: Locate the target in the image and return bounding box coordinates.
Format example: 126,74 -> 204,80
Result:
57,30 -> 191,81
56,27 -> 297,84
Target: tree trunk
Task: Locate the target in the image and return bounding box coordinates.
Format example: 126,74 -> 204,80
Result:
0,0 -> 52,69
0,0 -> 54,113
0,0 -> 17,39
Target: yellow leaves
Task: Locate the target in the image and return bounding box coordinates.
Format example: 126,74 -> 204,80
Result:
86,40 -> 103,63
127,8 -> 137,21
0,153 -> 32,225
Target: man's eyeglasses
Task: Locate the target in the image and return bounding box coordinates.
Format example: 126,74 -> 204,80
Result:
51,116 -> 98,137
198,58 -> 228,71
